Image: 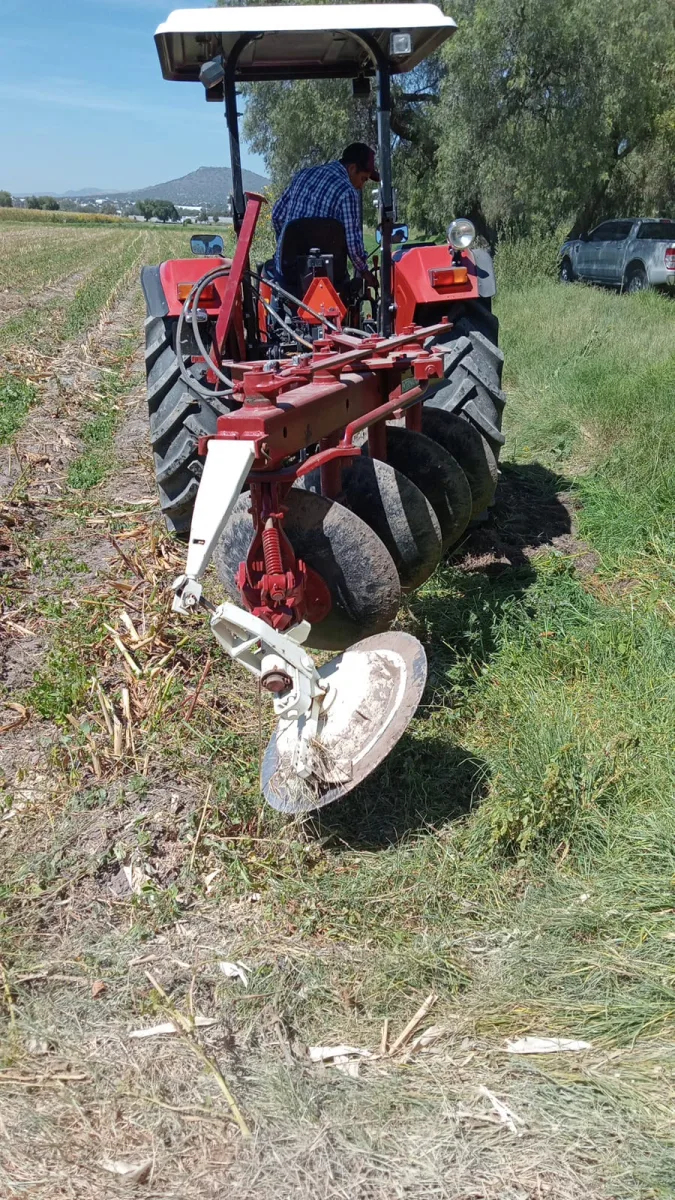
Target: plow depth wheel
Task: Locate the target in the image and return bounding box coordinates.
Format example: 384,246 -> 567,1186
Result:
215,488 -> 401,652
263,631 -> 428,814
295,454 -> 442,593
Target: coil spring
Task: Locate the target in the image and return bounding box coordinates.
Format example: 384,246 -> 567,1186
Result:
262,523 -> 283,577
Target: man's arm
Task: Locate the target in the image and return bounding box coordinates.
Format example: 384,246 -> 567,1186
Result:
272,186 -> 291,237
339,188 -> 368,273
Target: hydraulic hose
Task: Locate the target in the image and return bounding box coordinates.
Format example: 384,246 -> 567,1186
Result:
248,269 -> 341,332
252,288 -> 314,351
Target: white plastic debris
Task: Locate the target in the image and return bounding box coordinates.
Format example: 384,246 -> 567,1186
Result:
218,960 -> 249,986
122,863 -> 148,895
309,1045 -> 372,1063
26,1037 -> 49,1056
128,1016 -> 216,1039
100,1158 -> 152,1184
309,1044 -> 373,1078
506,1036 -> 591,1054
478,1085 -> 525,1136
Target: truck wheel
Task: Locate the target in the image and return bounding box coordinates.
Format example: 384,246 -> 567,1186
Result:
559,257 -> 575,283
625,266 -> 649,294
145,314 -> 232,538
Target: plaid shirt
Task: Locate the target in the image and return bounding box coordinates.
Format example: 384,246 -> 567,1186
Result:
272,160 -> 368,274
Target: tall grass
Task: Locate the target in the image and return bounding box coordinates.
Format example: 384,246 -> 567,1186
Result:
0,207 -> 133,225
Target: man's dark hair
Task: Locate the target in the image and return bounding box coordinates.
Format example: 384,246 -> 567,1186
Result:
341,142 -> 373,170
340,143 -> 380,182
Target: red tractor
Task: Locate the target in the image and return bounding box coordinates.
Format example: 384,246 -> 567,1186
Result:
143,5 -> 505,812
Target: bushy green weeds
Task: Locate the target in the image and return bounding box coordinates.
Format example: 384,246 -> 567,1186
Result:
494,225 -> 567,286
0,374 -> 36,442
498,279 -> 675,565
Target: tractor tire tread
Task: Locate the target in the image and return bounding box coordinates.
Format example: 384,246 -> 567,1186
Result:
145,314 -> 229,538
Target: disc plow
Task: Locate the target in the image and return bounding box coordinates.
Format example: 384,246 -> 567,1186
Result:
145,3 -> 506,810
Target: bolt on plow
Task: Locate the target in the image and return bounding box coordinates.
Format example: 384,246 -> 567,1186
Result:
144,4 -> 506,812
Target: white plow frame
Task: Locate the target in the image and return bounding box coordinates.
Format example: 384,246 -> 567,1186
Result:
171,439 -> 329,778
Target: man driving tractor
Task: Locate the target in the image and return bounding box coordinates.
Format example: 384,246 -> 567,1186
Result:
271,142 -> 380,291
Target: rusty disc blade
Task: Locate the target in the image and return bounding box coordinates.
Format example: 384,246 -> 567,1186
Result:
420,407 -> 498,516
262,632 -> 427,813
359,427 -> 472,552
214,488 -> 401,652
295,454 -> 442,593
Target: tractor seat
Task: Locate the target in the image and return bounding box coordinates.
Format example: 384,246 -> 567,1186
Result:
277,217 -> 350,301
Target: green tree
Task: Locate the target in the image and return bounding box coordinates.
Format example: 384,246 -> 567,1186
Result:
152,200 -> 179,222
434,0 -> 675,240
0,191 -> 12,208
230,0 -> 675,241
25,194 -> 60,211
136,199 -> 179,222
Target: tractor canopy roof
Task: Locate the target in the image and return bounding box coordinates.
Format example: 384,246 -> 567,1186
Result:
154,4 -> 457,82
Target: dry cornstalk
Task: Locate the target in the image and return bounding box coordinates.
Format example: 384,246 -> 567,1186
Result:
95,680 -> 114,735
388,993 -> 437,1056
119,611 -> 140,642
185,654 -> 211,721
104,624 -> 142,677
112,716 -> 124,758
379,1018 -> 390,1056
189,784 -> 213,871
144,971 -> 250,1139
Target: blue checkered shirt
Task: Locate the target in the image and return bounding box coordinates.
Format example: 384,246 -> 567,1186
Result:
272,160 -> 367,275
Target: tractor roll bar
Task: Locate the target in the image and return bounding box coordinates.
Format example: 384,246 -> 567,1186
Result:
222,29 -> 395,336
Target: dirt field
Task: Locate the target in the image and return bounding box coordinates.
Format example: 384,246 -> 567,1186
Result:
1,222 -> 674,1199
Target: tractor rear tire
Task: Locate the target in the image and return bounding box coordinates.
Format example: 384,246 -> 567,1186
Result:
145,314 -> 232,539
424,303 -> 505,509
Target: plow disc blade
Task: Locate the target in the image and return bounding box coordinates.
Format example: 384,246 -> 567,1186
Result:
419,408 -> 498,517
296,455 -> 442,593
262,632 -> 427,814
361,427 -> 472,552
214,488 -> 401,652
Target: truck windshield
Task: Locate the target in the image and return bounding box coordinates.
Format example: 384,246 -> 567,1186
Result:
637,222 -> 675,240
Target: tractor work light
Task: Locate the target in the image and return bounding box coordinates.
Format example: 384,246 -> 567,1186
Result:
447,218 -> 476,251
390,32 -> 412,56
199,56 -> 225,90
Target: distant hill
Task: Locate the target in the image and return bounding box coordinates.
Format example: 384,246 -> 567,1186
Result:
62,188 -> 111,197
78,166 -> 269,209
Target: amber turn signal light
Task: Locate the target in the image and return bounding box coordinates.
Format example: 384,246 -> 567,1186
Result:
428,267 -> 469,289
177,282 -> 219,303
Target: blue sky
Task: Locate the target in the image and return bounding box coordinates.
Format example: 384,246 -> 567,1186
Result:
0,0 -> 267,194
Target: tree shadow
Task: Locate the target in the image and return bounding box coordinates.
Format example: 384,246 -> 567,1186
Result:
305,462 -> 574,851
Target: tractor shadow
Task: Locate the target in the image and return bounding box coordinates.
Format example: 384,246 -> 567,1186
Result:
309,462 -> 577,851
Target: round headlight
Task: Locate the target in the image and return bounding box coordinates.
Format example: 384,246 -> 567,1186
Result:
447,217 -> 476,251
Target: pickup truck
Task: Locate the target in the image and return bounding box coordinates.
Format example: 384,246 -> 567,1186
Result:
559,218 -> 675,293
